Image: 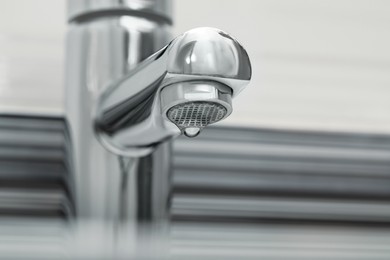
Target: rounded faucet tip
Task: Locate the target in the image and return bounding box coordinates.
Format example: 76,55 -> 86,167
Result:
167,27 -> 252,95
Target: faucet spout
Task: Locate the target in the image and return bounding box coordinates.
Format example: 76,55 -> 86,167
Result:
95,27 -> 252,157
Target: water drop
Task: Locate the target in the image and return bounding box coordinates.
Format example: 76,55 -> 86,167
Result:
184,127 -> 201,138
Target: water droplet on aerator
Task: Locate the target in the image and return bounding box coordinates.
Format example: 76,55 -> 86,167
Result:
184,127 -> 201,138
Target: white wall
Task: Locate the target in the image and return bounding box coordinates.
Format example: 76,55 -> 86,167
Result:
0,0 -> 66,114
1,0 -> 390,133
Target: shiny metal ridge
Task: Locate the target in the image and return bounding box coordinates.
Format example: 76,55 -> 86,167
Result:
67,0 -> 173,24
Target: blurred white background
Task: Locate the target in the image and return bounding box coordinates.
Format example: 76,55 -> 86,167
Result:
1,0 -> 390,133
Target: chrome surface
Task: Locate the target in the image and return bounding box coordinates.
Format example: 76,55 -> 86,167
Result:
65,0 -> 251,242
67,0 -> 173,24
65,4 -> 172,229
95,27 -> 252,156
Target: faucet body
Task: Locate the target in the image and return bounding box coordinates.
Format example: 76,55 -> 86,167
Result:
65,0 -> 251,227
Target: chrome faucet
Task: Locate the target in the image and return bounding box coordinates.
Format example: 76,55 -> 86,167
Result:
95,27 -> 252,157
65,0 -> 251,226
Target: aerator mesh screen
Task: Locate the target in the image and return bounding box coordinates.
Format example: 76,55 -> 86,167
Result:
167,101 -> 227,129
